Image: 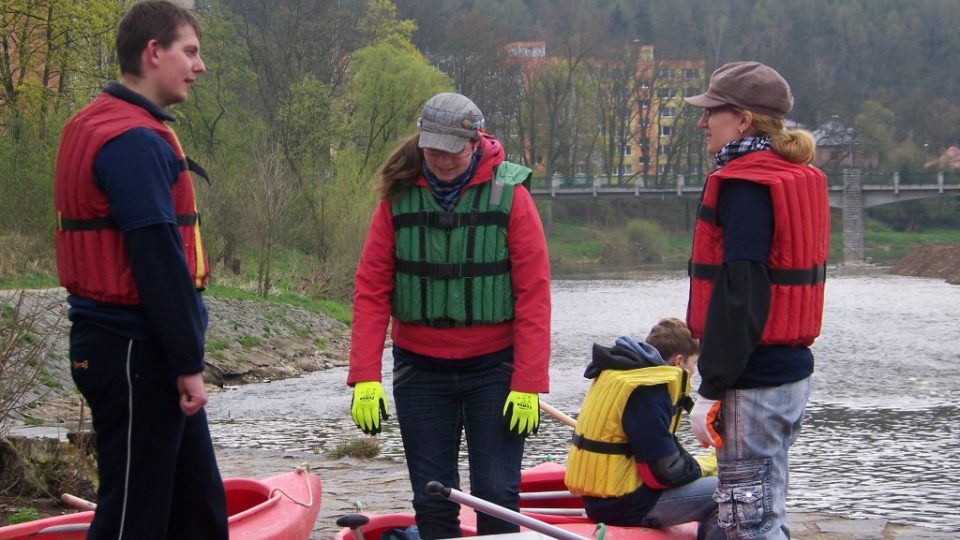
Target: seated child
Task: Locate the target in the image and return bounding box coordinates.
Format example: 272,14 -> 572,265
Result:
565,318 -> 721,539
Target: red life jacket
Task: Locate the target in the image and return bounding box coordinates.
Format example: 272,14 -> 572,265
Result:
54,92 -> 209,305
686,150 -> 829,347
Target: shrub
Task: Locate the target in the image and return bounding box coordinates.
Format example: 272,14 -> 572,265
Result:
328,437 -> 380,459
0,292 -> 65,436
598,219 -> 668,264
624,219 -> 668,262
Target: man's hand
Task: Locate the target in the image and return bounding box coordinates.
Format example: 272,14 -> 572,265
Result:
502,391 -> 540,437
351,381 -> 390,435
690,395 -> 724,448
177,373 -> 208,416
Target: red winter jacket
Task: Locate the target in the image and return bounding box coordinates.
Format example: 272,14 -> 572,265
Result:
347,134 -> 551,392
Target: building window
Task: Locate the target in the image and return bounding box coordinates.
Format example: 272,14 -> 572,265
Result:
657,88 -> 674,99
656,67 -> 674,80
622,145 -> 632,155
660,125 -> 673,137
684,87 -> 699,97
637,99 -> 651,110
662,107 -> 676,118
660,144 -> 671,155
682,68 -> 699,80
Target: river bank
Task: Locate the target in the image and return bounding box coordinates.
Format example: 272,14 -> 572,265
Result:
4,254 -> 959,536
888,243 -> 960,284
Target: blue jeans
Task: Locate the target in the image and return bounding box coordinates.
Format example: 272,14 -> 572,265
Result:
714,378 -> 812,539
644,476 -> 724,540
392,346 -> 525,540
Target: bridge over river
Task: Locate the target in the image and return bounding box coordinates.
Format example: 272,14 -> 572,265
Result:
530,169 -> 960,265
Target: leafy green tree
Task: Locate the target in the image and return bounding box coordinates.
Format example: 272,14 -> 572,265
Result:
345,42 -> 450,174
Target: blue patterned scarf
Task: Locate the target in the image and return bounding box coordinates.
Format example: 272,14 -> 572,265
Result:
423,149 -> 482,209
714,136 -> 772,167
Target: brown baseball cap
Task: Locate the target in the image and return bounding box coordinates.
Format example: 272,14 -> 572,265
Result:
684,61 -> 794,118
418,93 -> 485,153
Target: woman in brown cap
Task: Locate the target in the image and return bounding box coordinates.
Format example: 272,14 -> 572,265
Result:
683,62 -> 830,540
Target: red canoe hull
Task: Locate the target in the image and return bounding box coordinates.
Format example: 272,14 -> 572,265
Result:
0,469 -> 321,540
335,462 -> 697,540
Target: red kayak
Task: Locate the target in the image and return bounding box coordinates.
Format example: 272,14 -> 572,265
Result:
334,463 -> 697,540
0,468 -> 321,540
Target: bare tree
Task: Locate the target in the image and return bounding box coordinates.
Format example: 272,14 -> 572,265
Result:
0,291 -> 64,437
239,144 -> 300,297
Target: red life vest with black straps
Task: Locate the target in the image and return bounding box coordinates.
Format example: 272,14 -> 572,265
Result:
686,150 -> 829,346
54,92 -> 209,305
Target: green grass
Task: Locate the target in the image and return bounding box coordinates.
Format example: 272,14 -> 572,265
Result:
0,274 -> 58,289
546,222 -> 691,267
545,223 -> 604,264
204,284 -> 351,325
205,339 -> 229,352
238,335 -> 262,348
830,219 -> 960,263
549,218 -> 960,269
23,417 -> 44,426
39,372 -> 60,389
7,508 -> 40,525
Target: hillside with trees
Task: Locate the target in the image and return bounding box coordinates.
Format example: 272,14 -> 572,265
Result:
2,0 -> 959,299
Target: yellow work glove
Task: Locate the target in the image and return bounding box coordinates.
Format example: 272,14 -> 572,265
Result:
351,381 -> 389,435
502,391 -> 540,437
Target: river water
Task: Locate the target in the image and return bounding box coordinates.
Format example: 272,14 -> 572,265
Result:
207,268 -> 960,533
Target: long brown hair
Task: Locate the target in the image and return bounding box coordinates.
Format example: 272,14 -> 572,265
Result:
378,133 -> 424,200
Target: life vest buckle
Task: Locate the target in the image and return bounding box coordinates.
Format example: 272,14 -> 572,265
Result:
437,213 -> 455,229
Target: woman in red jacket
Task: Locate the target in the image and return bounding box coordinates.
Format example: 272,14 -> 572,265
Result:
346,92 -> 551,539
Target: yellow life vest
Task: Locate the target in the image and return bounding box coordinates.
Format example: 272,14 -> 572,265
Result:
564,366 -> 691,497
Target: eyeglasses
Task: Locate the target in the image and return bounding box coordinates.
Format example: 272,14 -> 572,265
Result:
702,105 -> 739,119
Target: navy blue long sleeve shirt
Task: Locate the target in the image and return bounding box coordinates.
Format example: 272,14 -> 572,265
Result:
67,83 -> 207,376
696,179 -> 813,399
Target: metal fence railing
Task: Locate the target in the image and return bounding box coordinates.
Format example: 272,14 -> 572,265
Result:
537,170 -> 960,191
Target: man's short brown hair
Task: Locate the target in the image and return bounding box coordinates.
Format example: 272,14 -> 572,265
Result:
646,318 -> 699,361
116,0 -> 202,76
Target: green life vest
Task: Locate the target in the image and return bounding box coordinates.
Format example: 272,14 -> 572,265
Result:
391,161 -> 532,328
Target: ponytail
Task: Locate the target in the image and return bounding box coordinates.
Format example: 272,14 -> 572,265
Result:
751,113 -> 817,164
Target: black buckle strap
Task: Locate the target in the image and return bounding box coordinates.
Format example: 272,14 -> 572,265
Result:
392,211 -> 510,230
395,259 -> 510,279
59,213 -> 199,231
697,204 -> 716,224
571,433 -> 633,456
768,265 -> 826,285
689,262 -> 827,285
180,157 -> 211,186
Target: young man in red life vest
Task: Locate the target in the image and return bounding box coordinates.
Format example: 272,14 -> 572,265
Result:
53,2 -> 227,538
